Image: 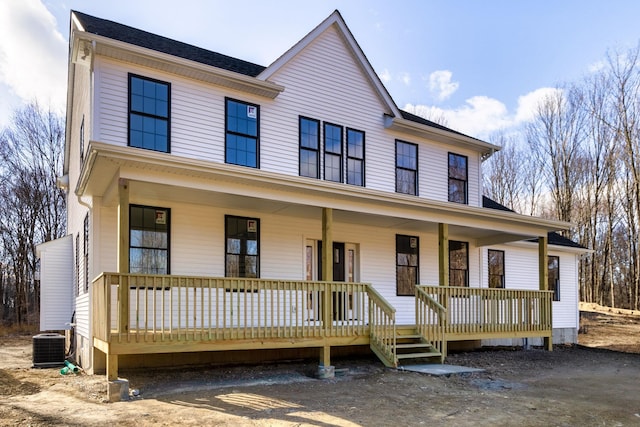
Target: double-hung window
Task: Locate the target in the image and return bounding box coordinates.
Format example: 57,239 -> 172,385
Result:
449,240 -> 469,287
299,117 -> 320,178
346,128 -> 365,186
488,249 -> 505,288
396,235 -> 419,296
396,140 -> 418,195
226,98 -> 259,168
448,153 -> 468,203
225,216 -> 260,278
129,205 -> 170,275
128,74 -> 170,152
324,123 -> 343,183
548,255 -> 560,301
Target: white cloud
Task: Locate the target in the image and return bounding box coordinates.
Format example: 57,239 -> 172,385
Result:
0,0 -> 67,116
379,68 -> 392,84
514,87 -> 561,123
428,70 -> 459,101
404,87 -> 560,140
400,72 -> 411,86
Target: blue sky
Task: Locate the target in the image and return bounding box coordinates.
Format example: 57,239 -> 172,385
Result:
1,0 -> 639,139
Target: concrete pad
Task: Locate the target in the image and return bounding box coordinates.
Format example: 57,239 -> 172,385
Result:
397,364 -> 484,376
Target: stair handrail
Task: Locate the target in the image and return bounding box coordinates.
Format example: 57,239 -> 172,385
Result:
415,286 -> 446,362
367,285 -> 397,367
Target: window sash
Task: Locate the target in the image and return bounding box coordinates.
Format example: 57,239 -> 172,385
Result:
488,249 -> 505,288
128,74 -> 170,153
449,240 -> 468,287
299,117 -> 320,178
448,153 -> 468,203
129,205 -> 170,275
324,123 -> 343,182
548,255 -> 560,301
226,98 -> 259,168
225,216 -> 260,278
396,141 -> 417,195
347,129 -> 364,186
396,235 -> 419,296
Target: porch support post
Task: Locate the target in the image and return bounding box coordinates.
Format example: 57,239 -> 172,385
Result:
318,208 -> 335,379
438,223 -> 449,287
539,235 -> 552,351
117,179 -> 129,273
117,179 -> 130,335
107,353 -> 118,381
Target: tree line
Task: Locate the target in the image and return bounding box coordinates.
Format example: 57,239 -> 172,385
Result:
484,44 -> 640,310
0,103 -> 66,327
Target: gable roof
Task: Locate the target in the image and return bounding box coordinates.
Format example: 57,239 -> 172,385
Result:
72,10 -> 265,77
482,196 -> 586,249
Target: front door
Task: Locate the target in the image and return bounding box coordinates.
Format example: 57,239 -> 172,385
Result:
316,241 -> 356,320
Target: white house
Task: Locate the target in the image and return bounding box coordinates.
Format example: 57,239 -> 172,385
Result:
39,9 -> 585,381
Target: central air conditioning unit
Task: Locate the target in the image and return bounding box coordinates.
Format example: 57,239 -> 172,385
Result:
32,333 -> 65,368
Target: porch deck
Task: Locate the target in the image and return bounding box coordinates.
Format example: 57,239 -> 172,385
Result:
92,273 -> 552,379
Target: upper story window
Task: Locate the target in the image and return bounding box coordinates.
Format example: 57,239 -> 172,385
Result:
448,153 -> 468,204
347,128 -> 365,186
226,98 -> 259,168
299,117 -> 320,178
129,205 -> 170,275
298,117 -> 365,186
488,249 -> 505,288
128,74 -> 170,153
449,240 -> 468,287
324,123 -> 343,182
548,255 -> 560,301
396,140 -> 418,195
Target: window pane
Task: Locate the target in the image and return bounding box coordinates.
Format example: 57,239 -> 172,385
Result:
324,124 -> 342,154
325,153 -> 341,182
396,168 -> 416,195
449,153 -> 467,180
347,129 -> 363,158
300,149 -> 318,178
449,178 -> 466,203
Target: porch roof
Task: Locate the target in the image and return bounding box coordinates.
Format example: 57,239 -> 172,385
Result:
78,142 -> 571,246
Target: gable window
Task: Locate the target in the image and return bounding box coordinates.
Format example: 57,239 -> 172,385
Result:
396,235 -> 419,296
548,255 -> 560,301
346,128 -> 365,186
83,214 -> 89,292
226,216 -> 260,278
129,205 -> 170,275
299,117 -> 320,178
324,123 -> 343,182
396,140 -> 418,195
448,153 -> 468,203
488,249 -> 505,288
128,74 -> 170,152
226,98 -> 259,168
449,240 -> 468,287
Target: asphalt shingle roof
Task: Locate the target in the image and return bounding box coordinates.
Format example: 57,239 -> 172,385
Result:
481,196 -> 585,249
72,10 -> 266,77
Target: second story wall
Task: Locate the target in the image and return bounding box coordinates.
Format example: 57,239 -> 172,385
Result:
91,26 -> 484,207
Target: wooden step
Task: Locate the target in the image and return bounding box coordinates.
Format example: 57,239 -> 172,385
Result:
395,343 -> 433,349
396,351 -> 442,360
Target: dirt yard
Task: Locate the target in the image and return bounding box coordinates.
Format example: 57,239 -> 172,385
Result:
2,304 -> 640,426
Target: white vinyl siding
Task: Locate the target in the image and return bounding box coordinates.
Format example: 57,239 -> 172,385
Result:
37,235 -> 74,331
481,244 -> 579,330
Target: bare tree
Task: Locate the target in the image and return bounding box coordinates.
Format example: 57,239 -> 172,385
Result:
0,102 -> 66,325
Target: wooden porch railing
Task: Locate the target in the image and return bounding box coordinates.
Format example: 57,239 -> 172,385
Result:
92,273 -> 394,347
367,285 -> 397,367
416,285 -> 553,341
415,287 -> 446,362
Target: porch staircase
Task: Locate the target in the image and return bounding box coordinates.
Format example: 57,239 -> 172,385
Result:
394,327 -> 442,365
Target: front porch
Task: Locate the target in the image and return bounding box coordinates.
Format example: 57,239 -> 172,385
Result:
92,273 -> 552,379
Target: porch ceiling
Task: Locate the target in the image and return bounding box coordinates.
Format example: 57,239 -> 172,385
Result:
79,142 -> 570,245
